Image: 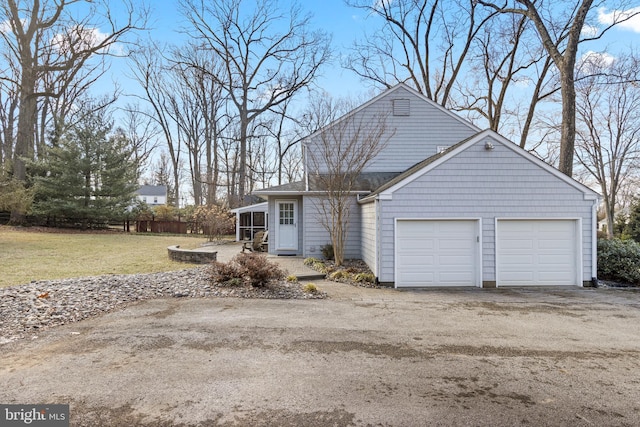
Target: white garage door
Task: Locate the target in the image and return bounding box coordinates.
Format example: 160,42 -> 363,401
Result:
396,220 -> 478,287
496,220 -> 579,286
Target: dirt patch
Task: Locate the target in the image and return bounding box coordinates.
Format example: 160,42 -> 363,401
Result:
461,301 -> 587,318
287,339 -> 425,360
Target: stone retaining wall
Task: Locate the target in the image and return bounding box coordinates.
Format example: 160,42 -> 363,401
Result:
168,245 -> 217,264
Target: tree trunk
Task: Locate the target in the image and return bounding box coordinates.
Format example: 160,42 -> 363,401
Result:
10,68 -> 37,224
558,64 -> 576,177
238,107 -> 248,206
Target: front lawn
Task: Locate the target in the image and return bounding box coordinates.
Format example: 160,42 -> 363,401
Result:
0,226 -> 208,287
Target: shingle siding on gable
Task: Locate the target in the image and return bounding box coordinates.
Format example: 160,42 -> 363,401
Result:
305,86 -> 477,175
375,137 -> 595,284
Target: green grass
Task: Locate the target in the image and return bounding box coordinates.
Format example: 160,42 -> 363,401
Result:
0,226 -> 210,288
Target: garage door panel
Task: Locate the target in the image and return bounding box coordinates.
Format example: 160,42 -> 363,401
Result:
439,255 -> 474,265
396,220 -> 478,287
501,254 -> 534,264
399,254 -> 435,265
497,220 -> 578,287
500,239 -> 534,250
439,239 -> 474,250
538,254 -> 571,264
400,272 -> 435,283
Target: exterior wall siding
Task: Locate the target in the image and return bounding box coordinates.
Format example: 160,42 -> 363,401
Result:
360,201 -> 378,276
303,195 -> 362,260
305,86 -> 477,175
377,136 -> 595,285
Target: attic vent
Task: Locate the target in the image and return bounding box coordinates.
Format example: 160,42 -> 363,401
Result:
393,99 -> 410,116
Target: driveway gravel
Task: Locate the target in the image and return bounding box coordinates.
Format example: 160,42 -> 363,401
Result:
1,284 -> 639,426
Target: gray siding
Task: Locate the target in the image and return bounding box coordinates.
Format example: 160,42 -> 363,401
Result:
360,201 -> 378,275
376,136 -> 596,284
305,86 -> 477,175
303,195 -> 362,259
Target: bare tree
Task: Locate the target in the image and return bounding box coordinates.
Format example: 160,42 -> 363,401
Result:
0,0 -> 147,223
477,0 -> 640,177
130,43 -> 183,207
119,102 -> 160,182
180,0 -> 331,205
170,44 -> 230,206
346,0 -> 497,107
0,47 -> 20,171
304,95 -> 395,265
574,52 -> 640,238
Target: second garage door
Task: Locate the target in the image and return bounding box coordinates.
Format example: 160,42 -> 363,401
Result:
396,220 -> 479,287
496,219 -> 579,286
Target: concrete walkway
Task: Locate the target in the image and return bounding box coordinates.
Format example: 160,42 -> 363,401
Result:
201,241 -> 325,280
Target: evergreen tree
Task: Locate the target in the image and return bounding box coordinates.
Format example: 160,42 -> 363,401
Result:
625,198 -> 640,242
33,106 -> 137,227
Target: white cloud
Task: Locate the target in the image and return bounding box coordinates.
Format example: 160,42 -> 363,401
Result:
52,26 -> 122,55
578,50 -> 616,73
0,19 -> 12,34
581,24 -> 599,37
598,7 -> 640,33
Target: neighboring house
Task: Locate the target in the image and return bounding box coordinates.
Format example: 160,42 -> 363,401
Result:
254,84 -> 600,288
135,185 -> 168,206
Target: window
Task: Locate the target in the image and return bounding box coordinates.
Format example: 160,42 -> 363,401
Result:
393,99 -> 410,116
279,203 -> 294,225
154,196 -> 158,204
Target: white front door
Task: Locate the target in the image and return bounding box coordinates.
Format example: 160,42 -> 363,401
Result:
276,200 -> 298,250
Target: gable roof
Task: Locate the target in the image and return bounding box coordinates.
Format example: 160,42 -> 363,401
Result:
301,83 -> 480,146
136,185 -> 167,197
359,129 -> 601,203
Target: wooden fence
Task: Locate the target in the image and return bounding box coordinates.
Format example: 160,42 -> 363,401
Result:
136,220 -> 188,234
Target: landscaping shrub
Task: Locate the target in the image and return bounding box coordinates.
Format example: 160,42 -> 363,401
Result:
209,261 -> 244,285
597,238 -> 640,285
354,272 -> 375,283
330,270 -> 347,280
231,252 -> 286,287
303,283 -> 318,293
209,253 -> 286,287
321,243 -> 334,260
286,275 -> 298,283
303,257 -> 319,266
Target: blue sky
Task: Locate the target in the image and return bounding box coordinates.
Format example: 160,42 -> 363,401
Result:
100,0 -> 640,118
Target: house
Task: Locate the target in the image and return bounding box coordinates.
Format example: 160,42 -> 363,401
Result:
254,84 -> 600,288
135,185 -> 168,206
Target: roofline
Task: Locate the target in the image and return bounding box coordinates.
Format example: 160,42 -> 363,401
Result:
255,190 -> 371,197
301,83 -> 480,147
230,202 -> 268,214
359,129 -> 601,203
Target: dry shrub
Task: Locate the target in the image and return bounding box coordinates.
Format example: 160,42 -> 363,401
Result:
209,260 -> 243,285
232,253 -> 286,287
209,253 -> 286,287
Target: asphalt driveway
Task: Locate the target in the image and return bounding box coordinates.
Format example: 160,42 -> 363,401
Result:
1,284 -> 639,426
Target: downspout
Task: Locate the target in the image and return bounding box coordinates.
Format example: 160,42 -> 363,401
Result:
591,199 -> 599,286
376,197 -> 381,282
